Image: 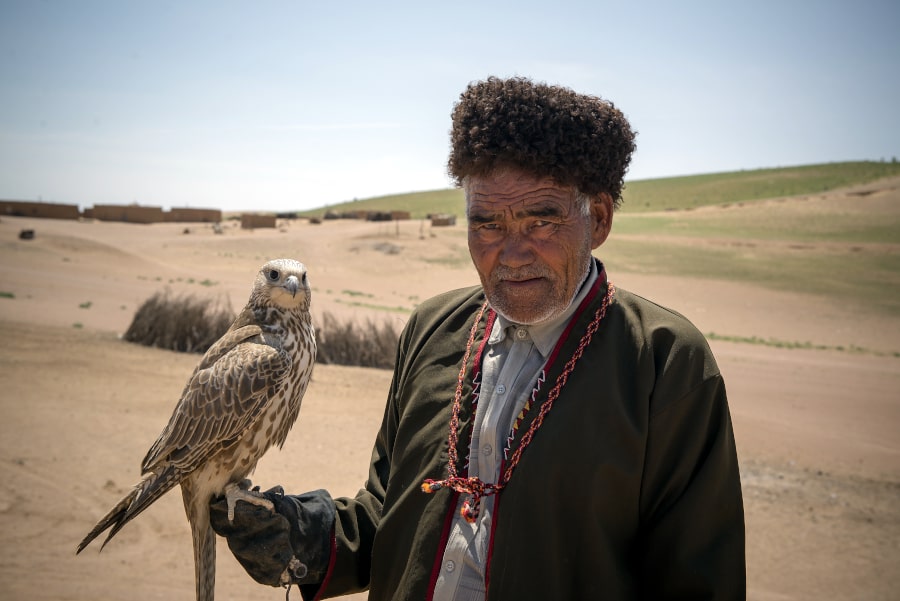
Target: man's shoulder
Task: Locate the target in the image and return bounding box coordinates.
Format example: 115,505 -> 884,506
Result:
613,287 -> 695,324
414,285 -> 485,317
399,285 -> 485,339
611,286 -> 710,349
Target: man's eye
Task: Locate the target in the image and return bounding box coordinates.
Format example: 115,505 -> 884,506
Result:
531,219 -> 558,231
471,221 -> 500,232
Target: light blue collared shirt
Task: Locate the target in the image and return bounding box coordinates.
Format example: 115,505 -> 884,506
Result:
432,261 -> 599,601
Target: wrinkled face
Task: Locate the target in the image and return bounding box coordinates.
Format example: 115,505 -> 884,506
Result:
466,169 -> 612,325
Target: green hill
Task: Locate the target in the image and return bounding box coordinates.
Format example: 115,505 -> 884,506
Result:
298,188 -> 464,220
295,161 -> 900,219
620,161 -> 900,212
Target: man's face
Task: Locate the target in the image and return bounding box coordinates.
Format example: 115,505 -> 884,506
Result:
466,169 -> 612,325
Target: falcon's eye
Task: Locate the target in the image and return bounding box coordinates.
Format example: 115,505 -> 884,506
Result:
267,269 -> 280,281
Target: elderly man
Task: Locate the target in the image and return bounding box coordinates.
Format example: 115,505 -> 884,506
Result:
212,76 -> 746,600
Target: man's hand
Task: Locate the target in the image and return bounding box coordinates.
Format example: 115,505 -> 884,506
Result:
210,485 -> 334,587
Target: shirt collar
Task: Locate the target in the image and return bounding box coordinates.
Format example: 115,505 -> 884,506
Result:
488,260 -> 599,357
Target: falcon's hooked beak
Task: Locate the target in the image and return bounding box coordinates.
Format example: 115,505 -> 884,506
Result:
283,275 -> 301,298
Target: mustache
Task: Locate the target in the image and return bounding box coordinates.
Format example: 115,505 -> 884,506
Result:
490,266 -> 551,283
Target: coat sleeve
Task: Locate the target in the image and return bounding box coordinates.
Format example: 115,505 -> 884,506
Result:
301,313 -> 417,599
638,370 -> 746,599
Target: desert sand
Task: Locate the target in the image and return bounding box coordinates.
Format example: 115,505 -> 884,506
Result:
0,181 -> 898,600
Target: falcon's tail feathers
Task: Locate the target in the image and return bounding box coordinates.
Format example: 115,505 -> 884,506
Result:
75,466 -> 179,554
185,494 -> 216,601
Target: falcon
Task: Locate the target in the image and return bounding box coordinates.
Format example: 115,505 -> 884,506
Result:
77,258 -> 316,601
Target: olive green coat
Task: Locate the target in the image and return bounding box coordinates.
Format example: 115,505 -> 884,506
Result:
316,274 -> 745,600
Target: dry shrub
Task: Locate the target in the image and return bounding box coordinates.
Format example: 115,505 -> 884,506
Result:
314,312 -> 399,369
124,290 -> 235,353
124,293 -> 401,369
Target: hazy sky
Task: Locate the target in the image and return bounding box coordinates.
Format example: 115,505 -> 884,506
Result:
2,0 -> 898,212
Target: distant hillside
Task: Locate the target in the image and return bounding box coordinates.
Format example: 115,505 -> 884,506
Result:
295,161 -> 900,219
296,188 -> 464,220
620,161 -> 900,212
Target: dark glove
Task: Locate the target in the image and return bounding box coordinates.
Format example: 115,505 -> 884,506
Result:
210,485 -> 335,588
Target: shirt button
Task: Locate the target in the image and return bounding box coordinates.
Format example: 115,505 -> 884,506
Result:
445,560 -> 456,572
482,444 -> 493,455
496,384 -> 506,394
516,328 -> 528,340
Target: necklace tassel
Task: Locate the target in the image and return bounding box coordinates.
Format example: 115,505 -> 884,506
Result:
460,496 -> 480,523
421,480 -> 444,493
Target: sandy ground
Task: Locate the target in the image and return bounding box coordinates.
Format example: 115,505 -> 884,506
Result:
0,182 -> 898,600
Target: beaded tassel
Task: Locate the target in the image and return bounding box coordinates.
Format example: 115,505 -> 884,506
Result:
460,497 -> 480,523
420,480 -> 444,493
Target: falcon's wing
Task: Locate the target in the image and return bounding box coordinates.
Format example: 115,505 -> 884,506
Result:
141,325 -> 291,475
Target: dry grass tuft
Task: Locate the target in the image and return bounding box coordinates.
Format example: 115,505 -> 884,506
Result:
124,290 -> 235,353
314,312 -> 399,369
125,294 -> 400,369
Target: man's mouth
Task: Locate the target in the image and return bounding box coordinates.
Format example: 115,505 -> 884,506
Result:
500,276 -> 544,287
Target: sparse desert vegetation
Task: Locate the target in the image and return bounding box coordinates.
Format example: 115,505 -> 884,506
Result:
123,291 -> 401,369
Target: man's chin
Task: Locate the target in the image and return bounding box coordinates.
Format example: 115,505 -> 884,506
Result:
489,295 -> 565,325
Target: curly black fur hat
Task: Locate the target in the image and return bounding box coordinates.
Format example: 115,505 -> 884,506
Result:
448,76 -> 637,207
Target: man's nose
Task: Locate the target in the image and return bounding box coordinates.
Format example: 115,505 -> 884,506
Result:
498,229 -> 534,268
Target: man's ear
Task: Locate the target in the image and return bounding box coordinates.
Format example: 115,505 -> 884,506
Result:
590,193 -> 614,249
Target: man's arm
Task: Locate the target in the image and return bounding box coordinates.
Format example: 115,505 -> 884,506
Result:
638,373 -> 746,599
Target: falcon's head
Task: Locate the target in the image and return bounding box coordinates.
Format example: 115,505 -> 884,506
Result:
253,259 -> 311,311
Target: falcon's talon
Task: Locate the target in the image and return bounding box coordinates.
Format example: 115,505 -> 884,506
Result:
225,481 -> 276,521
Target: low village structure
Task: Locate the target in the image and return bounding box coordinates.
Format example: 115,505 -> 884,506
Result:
1,200 -> 80,220
323,209 -> 411,221
3,200 -> 450,228
240,213 -> 277,229
2,200 -> 221,224
83,204 -> 223,223
85,204 -> 165,223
